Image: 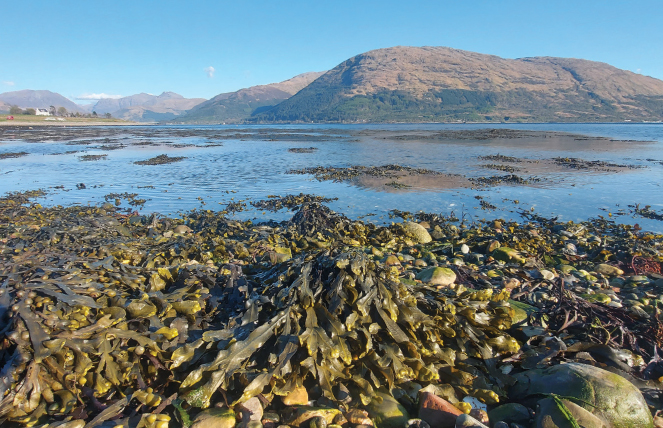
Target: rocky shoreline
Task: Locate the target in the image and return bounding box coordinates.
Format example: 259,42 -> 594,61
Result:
0,192 -> 662,428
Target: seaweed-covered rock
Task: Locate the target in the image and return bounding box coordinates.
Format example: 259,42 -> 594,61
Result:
492,247 -> 525,264
594,264 -> 624,276
510,363 -> 652,428
366,392 -> 410,428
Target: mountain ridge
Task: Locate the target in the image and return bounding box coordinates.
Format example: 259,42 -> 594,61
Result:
173,72 -> 325,124
0,90 -> 84,112
252,46 -> 663,123
93,92 -> 205,122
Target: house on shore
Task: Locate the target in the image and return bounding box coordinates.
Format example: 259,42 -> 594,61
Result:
35,108 -> 50,116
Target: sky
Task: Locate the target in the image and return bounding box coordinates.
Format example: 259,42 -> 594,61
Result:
1,0 -> 662,104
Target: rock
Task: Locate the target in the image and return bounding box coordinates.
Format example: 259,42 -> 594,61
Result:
309,416 -> 327,428
332,413 -> 349,426
654,416 -> 663,428
247,422 -> 263,428
384,255 -> 401,266
535,397 -> 607,428
403,222 -> 432,244
454,413 -> 489,427
416,267 -> 457,287
173,225 -> 192,234
366,392 -> 410,428
502,277 -> 521,290
282,385 -> 309,406
407,419 -> 430,428
511,326 -> 547,342
491,247 -> 525,264
460,244 -> 470,254
418,391 -> 462,428
192,408 -> 237,428
345,409 -> 372,426
510,363 -> 653,428
284,407 -> 341,428
488,403 -> 530,426
594,264 -> 624,276
239,397 -> 263,423
540,270 -> 555,281
262,413 -> 280,423
334,383 -> 352,404
487,240 -> 501,253
468,409 -> 488,425
493,423 -> 509,428
415,259 -> 428,267
559,264 -> 576,275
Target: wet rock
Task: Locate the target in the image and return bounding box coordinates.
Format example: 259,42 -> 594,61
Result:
402,222 -> 432,244
510,363 -> 653,428
488,403 -> 530,426
247,422 -> 263,428
454,413 -> 489,427
282,385 -> 309,406
460,244 -> 470,254
418,391 -> 462,428
535,397 -> 607,428
192,408 -> 237,428
366,392 -> 410,428
540,270 -> 555,281
416,267 -> 457,287
493,423 -> 509,428
594,264 -> 624,276
334,383 -> 352,404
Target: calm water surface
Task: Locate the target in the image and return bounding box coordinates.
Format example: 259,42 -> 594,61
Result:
0,123 -> 662,231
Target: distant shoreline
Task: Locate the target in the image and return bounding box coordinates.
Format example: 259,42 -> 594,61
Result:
0,120 -> 144,127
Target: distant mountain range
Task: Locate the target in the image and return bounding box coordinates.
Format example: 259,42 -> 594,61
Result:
92,92 -> 206,122
252,46 -> 663,123
172,72 -> 325,124
4,47 -> 663,123
0,90 -> 84,113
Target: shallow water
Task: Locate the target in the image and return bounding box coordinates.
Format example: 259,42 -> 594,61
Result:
0,123 -> 662,231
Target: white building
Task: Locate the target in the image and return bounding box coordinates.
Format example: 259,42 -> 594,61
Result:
35,108 -> 50,116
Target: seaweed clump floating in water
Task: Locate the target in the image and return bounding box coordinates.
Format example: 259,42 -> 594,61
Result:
0,192 -> 661,428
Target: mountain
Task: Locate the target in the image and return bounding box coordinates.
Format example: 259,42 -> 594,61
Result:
0,90 -> 83,112
253,46 -> 663,123
173,72 -> 325,124
92,92 -> 205,122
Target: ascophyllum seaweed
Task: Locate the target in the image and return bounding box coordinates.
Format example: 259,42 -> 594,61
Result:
0,192 -> 662,427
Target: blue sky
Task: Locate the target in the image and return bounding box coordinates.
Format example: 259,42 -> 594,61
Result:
1,0 -> 661,103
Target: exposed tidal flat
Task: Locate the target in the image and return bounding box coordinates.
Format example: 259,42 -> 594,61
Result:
0,123 -> 662,232
1,124 -> 663,428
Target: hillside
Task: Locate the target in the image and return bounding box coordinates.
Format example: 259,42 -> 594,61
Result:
174,72 -> 325,124
253,46 -> 663,123
93,92 -> 205,122
0,90 -> 83,112
0,101 -> 9,113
